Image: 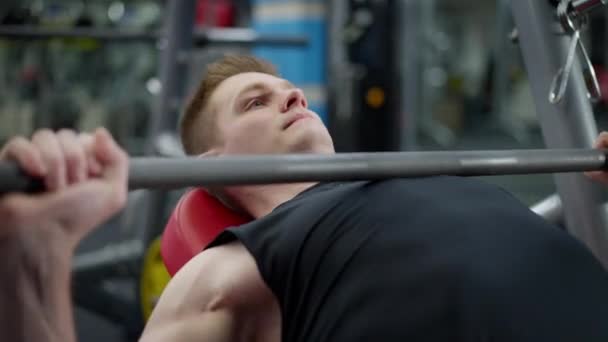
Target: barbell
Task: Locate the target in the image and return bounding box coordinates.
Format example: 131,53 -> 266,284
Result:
0,149 -> 608,193
0,148 -> 606,195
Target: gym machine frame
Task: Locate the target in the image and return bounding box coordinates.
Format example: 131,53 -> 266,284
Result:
511,0 -> 608,267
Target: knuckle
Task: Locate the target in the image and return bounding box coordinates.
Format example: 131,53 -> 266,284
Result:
61,141 -> 84,160
58,131 -> 87,158
58,130 -> 79,144
57,128 -> 76,136
32,129 -> 60,152
78,132 -> 94,145
31,128 -> 54,140
1,136 -> 25,158
57,129 -> 77,145
6,135 -> 28,148
7,135 -> 28,146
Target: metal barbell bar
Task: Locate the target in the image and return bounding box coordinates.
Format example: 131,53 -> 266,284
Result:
0,149 -> 606,195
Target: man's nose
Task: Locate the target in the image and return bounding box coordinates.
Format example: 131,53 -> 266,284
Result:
281,88 -> 308,112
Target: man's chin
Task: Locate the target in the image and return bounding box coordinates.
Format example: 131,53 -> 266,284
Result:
284,129 -> 334,154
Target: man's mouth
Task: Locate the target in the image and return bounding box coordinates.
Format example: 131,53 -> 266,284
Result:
284,113 -> 312,129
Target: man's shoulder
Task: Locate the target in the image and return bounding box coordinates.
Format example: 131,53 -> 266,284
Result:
180,241 -> 276,309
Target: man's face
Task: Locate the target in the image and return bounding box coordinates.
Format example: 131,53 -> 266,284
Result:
207,72 -> 335,155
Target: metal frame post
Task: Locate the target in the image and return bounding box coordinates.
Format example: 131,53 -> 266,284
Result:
492,0 -> 530,142
399,0 -> 422,150
145,0 -> 197,148
510,0 -> 608,268
136,0 -> 198,330
143,0 -> 196,230
139,0 -> 198,273
327,0 -> 358,151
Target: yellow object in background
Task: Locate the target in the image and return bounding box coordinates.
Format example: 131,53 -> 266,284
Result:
140,237 -> 172,321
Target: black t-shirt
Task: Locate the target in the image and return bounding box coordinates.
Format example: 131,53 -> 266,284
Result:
210,177 -> 608,342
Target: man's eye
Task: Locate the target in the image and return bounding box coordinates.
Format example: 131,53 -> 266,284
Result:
248,99 -> 264,109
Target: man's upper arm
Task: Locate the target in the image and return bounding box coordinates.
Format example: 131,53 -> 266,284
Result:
140,309 -> 238,342
140,243 -> 247,342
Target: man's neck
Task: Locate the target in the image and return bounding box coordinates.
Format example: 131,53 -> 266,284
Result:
227,183 -> 318,218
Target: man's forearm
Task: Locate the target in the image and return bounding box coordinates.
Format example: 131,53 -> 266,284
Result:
0,227 -> 76,342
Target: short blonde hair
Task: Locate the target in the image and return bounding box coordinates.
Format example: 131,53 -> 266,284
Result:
179,55 -> 278,155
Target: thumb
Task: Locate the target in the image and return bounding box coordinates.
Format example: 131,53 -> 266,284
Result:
93,128 -> 129,186
595,131 -> 608,149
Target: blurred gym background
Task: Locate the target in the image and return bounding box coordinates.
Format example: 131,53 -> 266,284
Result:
1,0 -> 607,340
